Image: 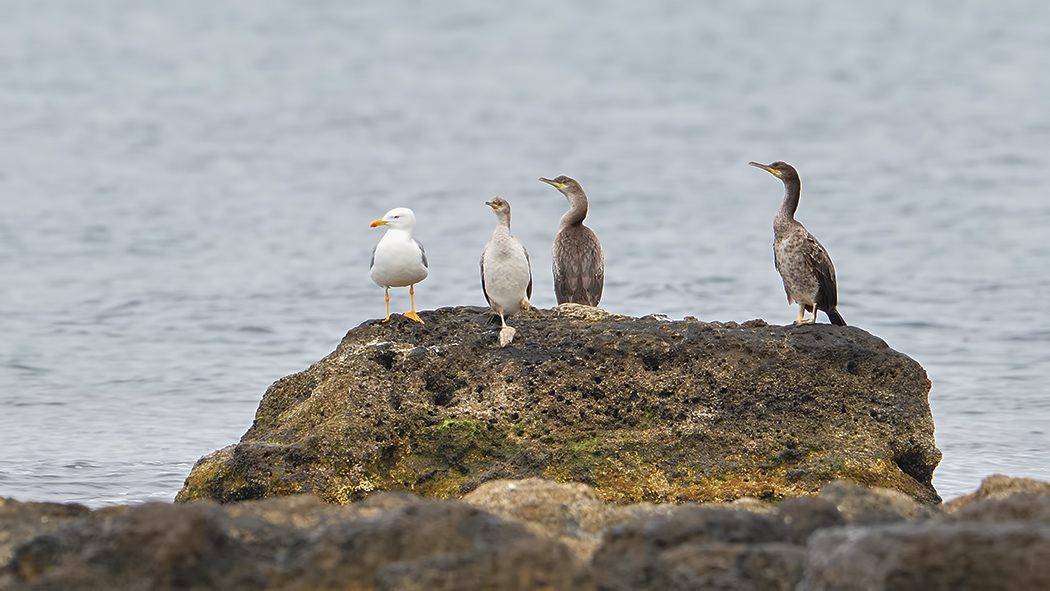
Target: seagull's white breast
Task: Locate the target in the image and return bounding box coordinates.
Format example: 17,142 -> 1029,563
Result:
371,229 -> 428,288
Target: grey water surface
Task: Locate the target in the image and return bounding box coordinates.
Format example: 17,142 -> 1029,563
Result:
1,1 -> 1048,507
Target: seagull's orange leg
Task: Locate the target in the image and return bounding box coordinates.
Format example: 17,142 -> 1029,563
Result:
405,284 -> 424,324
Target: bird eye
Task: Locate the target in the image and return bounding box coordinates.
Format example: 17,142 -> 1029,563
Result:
393,215 -> 400,219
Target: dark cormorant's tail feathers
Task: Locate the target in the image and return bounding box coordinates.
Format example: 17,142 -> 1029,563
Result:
826,309 -> 847,327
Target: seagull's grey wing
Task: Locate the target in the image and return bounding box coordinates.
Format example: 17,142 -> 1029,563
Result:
415,239 -> 428,268
370,244 -> 377,270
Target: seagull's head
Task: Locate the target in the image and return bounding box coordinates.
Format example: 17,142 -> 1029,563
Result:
370,207 -> 417,231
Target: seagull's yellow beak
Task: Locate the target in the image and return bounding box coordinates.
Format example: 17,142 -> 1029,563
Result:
486,201 -> 502,210
748,162 -> 779,176
539,177 -> 566,189
370,219 -> 388,228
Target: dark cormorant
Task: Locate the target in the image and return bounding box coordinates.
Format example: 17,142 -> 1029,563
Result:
748,161 -> 846,326
539,175 -> 605,307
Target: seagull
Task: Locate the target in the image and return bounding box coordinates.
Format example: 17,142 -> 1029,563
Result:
369,207 -> 428,324
749,161 -> 846,326
539,175 -> 605,307
480,197 -> 532,347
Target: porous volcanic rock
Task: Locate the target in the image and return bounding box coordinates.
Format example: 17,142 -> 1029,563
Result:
176,305 -> 941,505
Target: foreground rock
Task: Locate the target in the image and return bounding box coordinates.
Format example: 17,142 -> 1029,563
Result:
177,305 -> 941,504
801,477 -> 1050,590
1,491 -> 589,591
4,477 -> 1050,591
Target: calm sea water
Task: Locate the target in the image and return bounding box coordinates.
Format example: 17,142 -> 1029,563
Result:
1,1 -> 1048,507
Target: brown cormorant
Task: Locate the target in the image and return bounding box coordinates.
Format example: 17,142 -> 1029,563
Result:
749,161 -> 846,326
539,175 -> 605,307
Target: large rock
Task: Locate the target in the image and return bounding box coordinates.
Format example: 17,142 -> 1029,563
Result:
176,305 -> 941,505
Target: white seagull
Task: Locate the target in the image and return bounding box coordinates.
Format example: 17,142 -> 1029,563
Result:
480,197 -> 532,347
369,207 -> 429,324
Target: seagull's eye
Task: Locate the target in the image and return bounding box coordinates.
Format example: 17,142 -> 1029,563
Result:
393,216 -> 400,219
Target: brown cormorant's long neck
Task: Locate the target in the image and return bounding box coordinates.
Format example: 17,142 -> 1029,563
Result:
559,190 -> 588,230
774,176 -> 801,232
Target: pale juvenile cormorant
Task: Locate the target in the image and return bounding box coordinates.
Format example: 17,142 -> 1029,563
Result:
748,161 -> 847,326
539,175 -> 605,307
369,207 -> 428,324
480,197 -> 533,347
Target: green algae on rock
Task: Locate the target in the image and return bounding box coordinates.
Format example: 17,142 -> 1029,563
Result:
176,305 -> 941,505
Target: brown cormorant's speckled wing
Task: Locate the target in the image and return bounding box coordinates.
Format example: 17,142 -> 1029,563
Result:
553,226 -> 604,306
803,233 -> 838,312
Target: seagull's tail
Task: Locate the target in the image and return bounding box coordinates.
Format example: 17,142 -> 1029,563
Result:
826,309 -> 847,327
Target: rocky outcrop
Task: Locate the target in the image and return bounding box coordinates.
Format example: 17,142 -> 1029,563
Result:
176,305 -> 941,505
5,477 -> 1050,591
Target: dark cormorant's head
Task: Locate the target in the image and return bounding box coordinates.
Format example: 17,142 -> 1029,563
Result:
748,161 -> 799,183
539,175 -> 583,195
